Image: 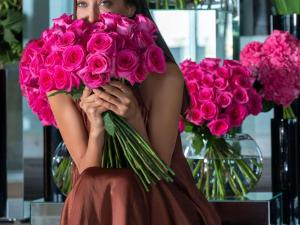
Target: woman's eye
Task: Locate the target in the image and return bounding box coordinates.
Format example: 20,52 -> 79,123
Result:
99,1 -> 112,7
77,1 -> 88,8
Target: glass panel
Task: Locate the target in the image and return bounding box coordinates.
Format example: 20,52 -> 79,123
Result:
151,9 -> 237,62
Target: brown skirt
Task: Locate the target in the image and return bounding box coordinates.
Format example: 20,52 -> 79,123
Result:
59,133 -> 221,225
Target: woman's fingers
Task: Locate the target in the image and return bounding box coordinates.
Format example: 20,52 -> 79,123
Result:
81,86 -> 92,99
101,84 -> 127,100
109,81 -> 131,94
93,88 -> 121,106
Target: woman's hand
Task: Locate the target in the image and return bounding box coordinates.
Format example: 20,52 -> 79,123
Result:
92,81 -> 141,122
79,86 -> 109,135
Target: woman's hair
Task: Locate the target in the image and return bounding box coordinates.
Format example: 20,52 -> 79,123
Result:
73,0 -> 190,114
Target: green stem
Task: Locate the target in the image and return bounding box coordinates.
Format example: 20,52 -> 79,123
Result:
115,131 -> 150,192
113,116 -> 175,176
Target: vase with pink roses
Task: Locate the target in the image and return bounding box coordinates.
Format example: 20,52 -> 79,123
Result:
179,58 -> 264,199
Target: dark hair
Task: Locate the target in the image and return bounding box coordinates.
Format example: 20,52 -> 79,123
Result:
73,0 -> 190,114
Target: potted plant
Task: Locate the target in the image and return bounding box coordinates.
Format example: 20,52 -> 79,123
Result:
0,0 -> 22,217
272,0 -> 300,15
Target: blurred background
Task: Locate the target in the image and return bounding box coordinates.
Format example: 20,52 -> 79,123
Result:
1,0 -> 275,222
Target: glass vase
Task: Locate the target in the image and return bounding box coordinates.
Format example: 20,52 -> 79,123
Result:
51,141 -> 72,196
182,132 -> 263,199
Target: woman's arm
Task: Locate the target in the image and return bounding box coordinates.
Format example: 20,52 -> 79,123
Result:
138,64 -> 184,166
94,63 -> 184,166
46,89 -> 106,174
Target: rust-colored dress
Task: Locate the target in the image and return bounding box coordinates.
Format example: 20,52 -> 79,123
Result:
59,88 -> 221,225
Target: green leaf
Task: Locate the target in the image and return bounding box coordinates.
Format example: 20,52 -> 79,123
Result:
192,133 -> 204,155
47,90 -> 68,97
103,112 -> 116,136
4,29 -> 17,44
262,100 -> 274,112
184,123 -> 194,132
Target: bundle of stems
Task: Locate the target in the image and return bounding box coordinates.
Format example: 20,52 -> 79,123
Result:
187,137 -> 263,198
52,157 -> 72,195
283,105 -> 296,119
101,111 -> 175,192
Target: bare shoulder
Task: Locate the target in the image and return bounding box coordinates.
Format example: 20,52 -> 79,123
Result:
140,62 -> 184,106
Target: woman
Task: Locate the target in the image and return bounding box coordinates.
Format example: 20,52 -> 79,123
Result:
47,0 -> 221,224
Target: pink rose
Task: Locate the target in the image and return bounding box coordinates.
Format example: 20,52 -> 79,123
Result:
87,33 -> 115,54
223,59 -> 242,69
186,109 -> 204,126
29,55 -> 44,78
99,12 -> 121,30
143,44 -> 166,74
87,53 -> 112,74
132,65 -> 147,85
68,19 -> 90,36
233,87 -> 249,104
190,95 -> 198,108
179,59 -> 198,75
226,104 -> 248,127
216,92 -> 233,108
135,14 -> 157,34
39,105 -> 56,126
45,52 -> 62,69
198,88 -> 214,101
52,13 -> 73,27
116,49 -> 139,78
42,28 -> 55,42
247,89 -> 263,115
215,67 -> 231,79
200,101 -> 218,120
189,68 -> 203,80
199,58 -> 221,71
82,72 -> 110,89
68,73 -> 81,92
133,31 -> 155,49
186,79 -> 200,95
214,77 -> 228,90
20,65 -> 38,88
91,20 -> 108,33
116,16 -> 136,37
178,117 -> 185,133
28,90 -> 42,113
201,74 -> 214,88
231,75 -> 254,89
208,119 -> 229,137
62,45 -> 85,71
56,31 -> 76,50
53,66 -> 70,90
39,69 -> 55,92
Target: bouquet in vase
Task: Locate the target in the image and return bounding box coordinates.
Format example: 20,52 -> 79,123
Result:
19,13 -> 175,193
240,30 -> 300,119
179,58 -> 264,198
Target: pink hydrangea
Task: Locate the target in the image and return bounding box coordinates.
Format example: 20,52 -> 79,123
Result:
240,30 -> 300,107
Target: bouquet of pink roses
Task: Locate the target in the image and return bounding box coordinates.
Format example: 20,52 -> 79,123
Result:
179,58 -> 263,198
19,13 -> 174,193
240,30 -> 300,119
